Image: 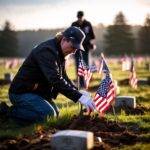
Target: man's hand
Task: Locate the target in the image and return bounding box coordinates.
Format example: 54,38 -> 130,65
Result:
78,91 -> 95,111
80,90 -> 91,97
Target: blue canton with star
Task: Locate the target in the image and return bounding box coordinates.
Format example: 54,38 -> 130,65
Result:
97,74 -> 111,98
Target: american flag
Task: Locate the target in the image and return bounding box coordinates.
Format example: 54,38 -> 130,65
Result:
85,62 -> 97,89
77,59 -> 97,89
89,62 -> 97,73
93,58 -> 116,114
129,58 -> 138,89
98,58 -> 110,74
77,58 -> 88,77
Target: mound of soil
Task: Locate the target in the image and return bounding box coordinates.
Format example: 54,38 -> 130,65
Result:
68,115 -> 137,148
0,115 -> 149,150
108,105 -> 146,115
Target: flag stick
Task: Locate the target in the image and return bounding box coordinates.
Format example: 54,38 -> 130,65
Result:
78,51 -> 85,115
112,104 -> 118,123
101,52 -> 118,122
77,75 -> 83,115
77,75 -> 80,111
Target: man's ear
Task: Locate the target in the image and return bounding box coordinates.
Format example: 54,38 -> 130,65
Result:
62,37 -> 66,42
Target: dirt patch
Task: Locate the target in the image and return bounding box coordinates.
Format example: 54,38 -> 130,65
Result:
0,115 -> 149,150
108,105 -> 148,115
68,115 -> 138,148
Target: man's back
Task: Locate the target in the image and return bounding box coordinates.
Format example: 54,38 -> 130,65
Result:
9,39 -> 62,99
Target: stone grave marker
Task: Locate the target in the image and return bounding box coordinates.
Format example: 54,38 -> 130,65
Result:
138,78 -> 149,85
51,130 -> 94,150
113,96 -> 136,114
115,96 -> 136,109
4,73 -> 13,82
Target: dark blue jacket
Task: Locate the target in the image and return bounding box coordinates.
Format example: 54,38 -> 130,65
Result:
9,38 -> 82,102
72,19 -> 95,50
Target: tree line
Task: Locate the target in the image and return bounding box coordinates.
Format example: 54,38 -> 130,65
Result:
0,12 -> 150,57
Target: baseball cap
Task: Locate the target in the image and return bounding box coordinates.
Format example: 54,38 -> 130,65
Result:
63,26 -> 85,51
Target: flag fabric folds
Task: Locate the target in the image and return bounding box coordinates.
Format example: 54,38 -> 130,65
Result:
77,59 -> 97,89
99,57 -> 110,74
77,58 -> 88,77
93,57 -> 116,114
85,62 -> 97,89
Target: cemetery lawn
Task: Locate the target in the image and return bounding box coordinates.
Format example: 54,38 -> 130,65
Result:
0,61 -> 150,150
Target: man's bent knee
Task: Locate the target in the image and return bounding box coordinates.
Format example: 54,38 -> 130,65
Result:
41,103 -> 57,120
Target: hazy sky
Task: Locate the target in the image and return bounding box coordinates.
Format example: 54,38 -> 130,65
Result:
0,0 -> 150,30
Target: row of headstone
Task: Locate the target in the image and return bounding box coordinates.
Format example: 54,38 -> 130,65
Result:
0,58 -> 25,69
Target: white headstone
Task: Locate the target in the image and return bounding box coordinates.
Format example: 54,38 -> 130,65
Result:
115,96 -> 136,109
138,78 -> 149,85
4,73 -> 13,82
51,130 -> 94,150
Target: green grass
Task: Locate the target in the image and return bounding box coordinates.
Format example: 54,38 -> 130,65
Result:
0,58 -> 150,149
115,143 -> 150,150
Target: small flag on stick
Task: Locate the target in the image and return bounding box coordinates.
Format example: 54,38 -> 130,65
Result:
93,54 -> 116,115
129,57 -> 138,89
85,62 -> 97,89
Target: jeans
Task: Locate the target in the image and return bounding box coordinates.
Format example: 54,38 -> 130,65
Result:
9,93 -> 59,124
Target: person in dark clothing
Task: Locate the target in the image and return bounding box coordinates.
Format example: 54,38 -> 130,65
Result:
71,11 -> 96,88
0,26 -> 95,124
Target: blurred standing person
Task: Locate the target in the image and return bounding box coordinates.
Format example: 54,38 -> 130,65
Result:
71,11 -> 96,88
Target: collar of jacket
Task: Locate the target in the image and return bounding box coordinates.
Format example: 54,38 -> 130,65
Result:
46,38 -> 65,63
77,19 -> 87,25
54,38 -> 65,62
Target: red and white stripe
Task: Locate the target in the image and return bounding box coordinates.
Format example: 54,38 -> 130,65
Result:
129,71 -> 138,89
78,65 -> 85,76
93,82 -> 116,113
